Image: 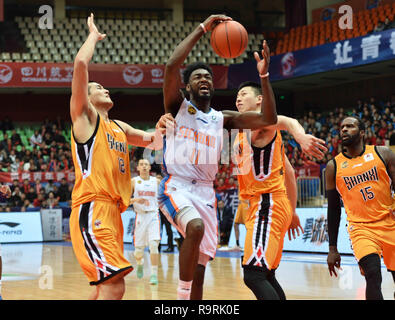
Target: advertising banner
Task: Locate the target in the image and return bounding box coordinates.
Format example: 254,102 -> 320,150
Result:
227,28 -> 395,86
122,209 -> 135,244
0,212 -> 43,243
0,62 -> 228,89
228,207 -> 353,255
0,171 -> 75,183
41,209 -> 63,241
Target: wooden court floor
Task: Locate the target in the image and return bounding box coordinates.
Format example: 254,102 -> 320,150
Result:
1,242 -> 394,300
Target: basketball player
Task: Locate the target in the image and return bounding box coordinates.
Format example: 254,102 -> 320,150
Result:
234,81 -> 327,299
233,197 -> 248,251
159,14 -> 279,300
69,14 -> 169,300
0,183 -> 11,300
326,116 -> 395,300
130,158 -> 161,285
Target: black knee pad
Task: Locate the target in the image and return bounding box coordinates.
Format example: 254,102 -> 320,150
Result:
359,254 -> 382,281
359,253 -> 383,300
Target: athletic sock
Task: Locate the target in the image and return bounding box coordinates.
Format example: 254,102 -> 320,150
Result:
177,279 -> 192,300
151,265 -> 158,276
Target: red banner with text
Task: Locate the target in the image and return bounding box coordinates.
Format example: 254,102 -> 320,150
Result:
0,171 -> 75,183
0,62 -> 228,89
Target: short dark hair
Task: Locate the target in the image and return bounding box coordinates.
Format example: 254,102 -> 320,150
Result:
344,116 -> 365,131
182,62 -> 213,85
237,81 -> 261,96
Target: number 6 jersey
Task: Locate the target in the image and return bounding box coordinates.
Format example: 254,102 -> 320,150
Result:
334,145 -> 394,223
71,113 -> 131,213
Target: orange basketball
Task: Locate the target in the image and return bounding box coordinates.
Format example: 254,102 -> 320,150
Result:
210,20 -> 248,59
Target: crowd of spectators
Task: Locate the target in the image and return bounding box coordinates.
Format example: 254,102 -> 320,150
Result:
214,96 -> 395,192
0,117 -> 74,212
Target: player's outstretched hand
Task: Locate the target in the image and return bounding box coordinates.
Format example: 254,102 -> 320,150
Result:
254,40 -> 270,76
298,134 -> 328,160
287,212 -> 304,241
87,13 -> 106,41
327,250 -> 342,277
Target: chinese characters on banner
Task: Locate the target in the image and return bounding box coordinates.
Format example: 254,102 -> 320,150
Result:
0,62 -> 228,89
0,171 -> 75,183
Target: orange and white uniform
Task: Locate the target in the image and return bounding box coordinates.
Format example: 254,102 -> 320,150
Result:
234,130 -> 292,270
69,114 -> 133,285
334,145 -> 395,270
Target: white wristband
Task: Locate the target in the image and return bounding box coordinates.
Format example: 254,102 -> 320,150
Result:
259,72 -> 269,78
200,23 -> 207,34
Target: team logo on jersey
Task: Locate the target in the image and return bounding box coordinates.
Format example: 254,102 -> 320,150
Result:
137,180 -> 142,184
341,161 -> 348,169
94,219 -> 102,228
188,106 -> 197,115
364,153 -> 374,162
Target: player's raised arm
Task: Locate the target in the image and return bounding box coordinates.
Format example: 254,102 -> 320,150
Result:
325,159 -> 342,277
163,15 -> 231,117
223,40 -> 277,130
70,13 -> 106,124
276,116 -> 328,160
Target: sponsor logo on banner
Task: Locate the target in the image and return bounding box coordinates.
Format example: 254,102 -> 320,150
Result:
0,219 -> 22,236
123,66 -> 144,85
280,52 -> 295,77
19,65 -> 73,83
0,64 -> 13,84
151,67 -> 163,83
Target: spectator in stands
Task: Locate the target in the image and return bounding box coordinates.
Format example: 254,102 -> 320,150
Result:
57,178 -> 71,202
53,128 -> 66,146
215,178 -> 228,192
45,180 -> 55,194
34,179 -> 42,195
10,129 -> 22,146
373,21 -> 385,33
217,199 -> 234,247
21,179 -> 30,194
30,130 -> 43,148
10,157 -> 21,172
227,176 -> 237,190
0,133 -> 9,154
10,186 -> 22,207
26,186 -> 37,203
46,191 -> 59,209
33,193 -> 45,208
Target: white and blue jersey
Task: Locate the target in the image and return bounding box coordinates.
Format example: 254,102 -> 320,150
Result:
158,98 -> 224,259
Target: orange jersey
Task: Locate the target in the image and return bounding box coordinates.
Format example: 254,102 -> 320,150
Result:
234,130 -> 287,197
335,145 -> 394,223
71,114 -> 131,212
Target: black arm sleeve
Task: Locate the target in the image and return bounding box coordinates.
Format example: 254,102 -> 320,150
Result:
327,189 -> 342,246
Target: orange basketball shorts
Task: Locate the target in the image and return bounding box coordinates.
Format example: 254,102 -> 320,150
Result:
348,212 -> 395,271
242,192 -> 292,271
69,199 -> 133,285
234,198 -> 249,225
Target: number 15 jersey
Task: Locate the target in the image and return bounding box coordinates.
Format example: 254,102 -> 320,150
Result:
334,145 -> 394,223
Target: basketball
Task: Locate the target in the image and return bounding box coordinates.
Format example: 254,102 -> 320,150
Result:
210,20 -> 248,59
